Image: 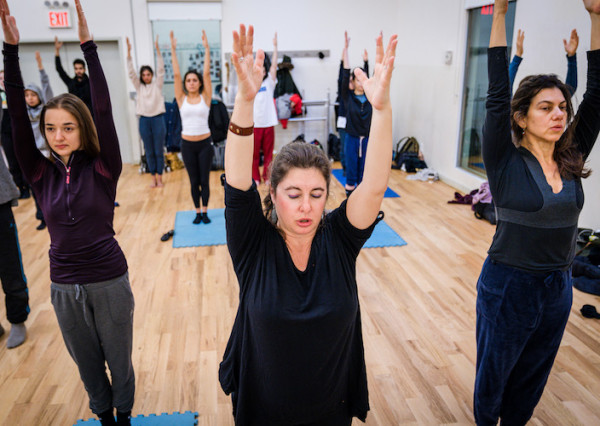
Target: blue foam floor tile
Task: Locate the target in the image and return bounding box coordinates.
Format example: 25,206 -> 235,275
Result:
172,208 -> 226,248
364,219 -> 407,248
75,411 -> 199,425
331,169 -> 400,198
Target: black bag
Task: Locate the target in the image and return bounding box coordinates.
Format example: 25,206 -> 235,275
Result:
392,136 -> 427,172
473,200 -> 497,225
208,99 -> 230,143
328,133 -> 341,161
211,140 -> 226,171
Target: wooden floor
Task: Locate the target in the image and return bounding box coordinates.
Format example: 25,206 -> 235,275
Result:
1,164 -> 600,425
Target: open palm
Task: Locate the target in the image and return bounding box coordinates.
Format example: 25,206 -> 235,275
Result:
357,33 -> 397,111
231,24 -> 265,103
0,0 -> 19,45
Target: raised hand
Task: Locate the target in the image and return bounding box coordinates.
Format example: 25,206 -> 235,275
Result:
494,0 -> 508,15
74,0 -> 92,43
516,29 -> 524,57
170,30 -> 177,49
0,0 -> 19,45
355,33 -> 397,111
273,32 -> 277,48
202,29 -> 209,50
35,51 -> 43,69
563,29 -> 579,56
126,36 -> 132,58
231,24 -> 265,103
155,34 -> 160,53
344,31 -> 350,49
583,0 -> 600,14
54,36 -> 63,52
363,48 -> 368,62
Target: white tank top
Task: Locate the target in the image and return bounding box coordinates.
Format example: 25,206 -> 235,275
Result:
180,96 -> 211,136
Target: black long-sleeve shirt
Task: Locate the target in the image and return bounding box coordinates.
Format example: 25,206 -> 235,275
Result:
483,47 -> 600,272
55,55 -> 93,115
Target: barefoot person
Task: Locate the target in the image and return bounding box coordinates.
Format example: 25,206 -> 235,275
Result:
127,35 -> 166,188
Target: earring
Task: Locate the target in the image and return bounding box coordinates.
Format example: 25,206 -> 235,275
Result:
522,127 -> 526,135
271,207 -> 278,223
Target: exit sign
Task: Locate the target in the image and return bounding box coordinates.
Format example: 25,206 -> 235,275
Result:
48,10 -> 71,28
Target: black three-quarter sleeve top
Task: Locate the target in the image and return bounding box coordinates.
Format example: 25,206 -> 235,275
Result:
483,47 -> 600,272
219,182 -> 378,425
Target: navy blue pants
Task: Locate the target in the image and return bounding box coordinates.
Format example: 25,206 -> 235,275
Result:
139,114 -> 166,175
344,134 -> 368,187
474,257 -> 572,425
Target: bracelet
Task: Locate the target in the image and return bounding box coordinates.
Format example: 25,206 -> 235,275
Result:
228,122 -> 254,136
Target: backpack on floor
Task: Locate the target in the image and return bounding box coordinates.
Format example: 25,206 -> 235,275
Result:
393,136 -> 427,172
472,182 -> 496,225
328,133 -> 341,161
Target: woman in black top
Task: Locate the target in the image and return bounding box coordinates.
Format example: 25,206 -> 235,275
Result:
220,24 -> 397,425
474,1 -> 600,424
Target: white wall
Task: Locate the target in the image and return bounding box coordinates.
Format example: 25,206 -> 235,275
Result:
4,0 -> 140,163
3,0 -> 599,229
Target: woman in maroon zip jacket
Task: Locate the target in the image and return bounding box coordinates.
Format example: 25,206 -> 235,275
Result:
1,1 -> 134,425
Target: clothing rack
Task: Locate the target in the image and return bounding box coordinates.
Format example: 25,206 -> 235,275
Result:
225,90 -> 332,144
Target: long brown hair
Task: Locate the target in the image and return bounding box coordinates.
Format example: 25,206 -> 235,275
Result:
511,74 -> 590,179
40,93 -> 100,160
263,142 -> 331,225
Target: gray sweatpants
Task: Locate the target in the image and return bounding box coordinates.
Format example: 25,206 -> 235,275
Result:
51,272 -> 135,414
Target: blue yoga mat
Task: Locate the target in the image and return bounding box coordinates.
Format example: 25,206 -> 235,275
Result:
172,209 -> 226,247
331,169 -> 400,198
75,411 -> 198,425
364,219 -> 407,248
171,209 -> 405,249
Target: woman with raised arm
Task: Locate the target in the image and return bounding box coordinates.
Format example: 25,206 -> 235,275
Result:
1,1 -> 134,425
474,1 -> 600,424
170,29 -> 213,224
219,24 -> 397,425
127,35 -> 166,188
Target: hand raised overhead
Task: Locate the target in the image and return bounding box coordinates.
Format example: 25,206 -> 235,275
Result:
0,0 -> 19,45
231,24 -> 265,103
355,33 -> 397,111
74,0 -> 92,43
515,29 -> 524,57
202,29 -> 209,50
494,0 -> 508,15
563,29 -> 579,56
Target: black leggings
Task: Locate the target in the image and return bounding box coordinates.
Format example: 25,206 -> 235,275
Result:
181,137 -> 214,209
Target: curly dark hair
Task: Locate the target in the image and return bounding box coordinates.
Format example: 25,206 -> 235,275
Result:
511,74 -> 590,179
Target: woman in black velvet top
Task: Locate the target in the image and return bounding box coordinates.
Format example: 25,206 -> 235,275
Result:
474,1 -> 600,424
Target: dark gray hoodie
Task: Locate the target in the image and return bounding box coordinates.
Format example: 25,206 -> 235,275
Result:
25,69 -> 53,156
